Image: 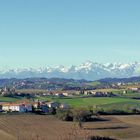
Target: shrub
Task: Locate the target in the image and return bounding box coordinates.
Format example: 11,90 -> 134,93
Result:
72,109 -> 93,122
56,109 -> 73,121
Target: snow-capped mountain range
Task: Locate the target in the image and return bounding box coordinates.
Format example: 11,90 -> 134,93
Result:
1,61 -> 140,80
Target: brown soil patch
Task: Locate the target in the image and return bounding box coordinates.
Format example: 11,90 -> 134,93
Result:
0,115 -> 140,140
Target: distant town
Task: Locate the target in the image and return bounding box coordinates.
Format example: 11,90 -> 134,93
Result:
0,77 -> 140,114
0,77 -> 140,140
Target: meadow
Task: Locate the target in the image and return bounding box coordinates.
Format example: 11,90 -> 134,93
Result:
38,96 -> 140,109
0,97 -> 19,102
2,89 -> 140,114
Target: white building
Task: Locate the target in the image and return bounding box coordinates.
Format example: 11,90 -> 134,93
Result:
59,103 -> 69,109
130,88 -> 139,91
46,102 -> 59,108
2,103 -> 32,112
62,93 -> 69,96
25,104 -> 33,112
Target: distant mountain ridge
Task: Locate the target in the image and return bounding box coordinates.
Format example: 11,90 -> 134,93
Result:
98,76 -> 140,83
1,61 -> 140,80
0,76 -> 140,90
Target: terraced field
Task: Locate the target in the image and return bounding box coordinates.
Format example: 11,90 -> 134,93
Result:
0,115 -> 140,140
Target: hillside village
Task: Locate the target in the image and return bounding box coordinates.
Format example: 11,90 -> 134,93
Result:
0,85 -> 117,114
0,100 -> 69,114
0,85 -> 117,98
0,80 -> 140,115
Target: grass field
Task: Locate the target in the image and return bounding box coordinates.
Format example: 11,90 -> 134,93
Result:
0,97 -> 19,102
0,115 -> 140,140
1,94 -> 140,113
37,96 -> 140,109
119,93 -> 140,98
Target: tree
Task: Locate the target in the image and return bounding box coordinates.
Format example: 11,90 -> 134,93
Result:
72,109 -> 89,129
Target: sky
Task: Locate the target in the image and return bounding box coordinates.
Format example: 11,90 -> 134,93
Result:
0,0 -> 140,68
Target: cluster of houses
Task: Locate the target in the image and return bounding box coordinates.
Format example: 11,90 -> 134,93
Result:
0,102 -> 32,112
0,101 -> 69,113
122,87 -> 140,94
0,86 -> 116,98
84,91 -> 115,97
39,90 -> 115,98
0,86 -> 16,96
128,87 -> 140,92
40,92 -> 70,97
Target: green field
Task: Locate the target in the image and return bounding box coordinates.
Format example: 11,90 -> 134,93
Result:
56,97 -> 140,108
1,94 -> 140,112
0,97 -> 20,102
37,96 -> 140,109
119,93 -> 140,98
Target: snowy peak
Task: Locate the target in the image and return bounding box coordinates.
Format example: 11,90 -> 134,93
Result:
0,61 -> 140,80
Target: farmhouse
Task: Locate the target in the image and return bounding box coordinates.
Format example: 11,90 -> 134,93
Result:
123,90 -> 127,94
1,103 -> 32,112
25,104 -> 33,112
62,92 -> 69,96
129,87 -> 139,92
33,101 -> 49,113
84,90 -> 115,97
55,93 -> 65,97
46,102 -> 59,108
59,103 -> 69,109
40,104 -> 49,113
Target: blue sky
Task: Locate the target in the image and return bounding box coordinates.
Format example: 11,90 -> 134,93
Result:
0,0 -> 140,68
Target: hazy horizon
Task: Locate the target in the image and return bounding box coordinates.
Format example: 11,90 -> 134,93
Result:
0,0 -> 140,68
